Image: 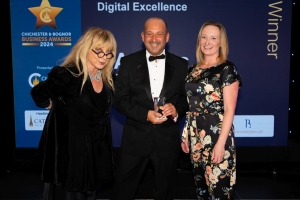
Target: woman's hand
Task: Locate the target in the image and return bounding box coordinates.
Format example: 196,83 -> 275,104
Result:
46,99 -> 52,110
181,137 -> 189,153
211,142 -> 225,164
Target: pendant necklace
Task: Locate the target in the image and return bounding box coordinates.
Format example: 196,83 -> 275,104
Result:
89,69 -> 101,81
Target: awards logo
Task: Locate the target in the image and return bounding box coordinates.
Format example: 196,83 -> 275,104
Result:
22,0 -> 72,47
28,0 -> 63,30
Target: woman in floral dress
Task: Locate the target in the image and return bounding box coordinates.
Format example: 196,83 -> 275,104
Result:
181,21 -> 242,200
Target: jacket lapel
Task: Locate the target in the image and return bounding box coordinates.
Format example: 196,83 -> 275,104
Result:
137,59 -> 153,101
159,55 -> 174,98
136,51 -> 175,101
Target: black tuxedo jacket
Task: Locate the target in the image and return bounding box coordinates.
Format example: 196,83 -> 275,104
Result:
113,49 -> 189,158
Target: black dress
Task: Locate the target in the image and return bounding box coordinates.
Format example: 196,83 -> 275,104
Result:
183,60 -> 242,199
31,65 -> 115,193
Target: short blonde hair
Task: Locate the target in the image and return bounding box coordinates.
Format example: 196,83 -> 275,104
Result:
196,20 -> 228,64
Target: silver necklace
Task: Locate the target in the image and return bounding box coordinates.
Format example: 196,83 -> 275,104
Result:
89,70 -> 101,81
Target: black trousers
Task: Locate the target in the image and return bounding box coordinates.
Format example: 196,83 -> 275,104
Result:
111,149 -> 179,200
65,190 -> 96,200
42,183 -> 96,200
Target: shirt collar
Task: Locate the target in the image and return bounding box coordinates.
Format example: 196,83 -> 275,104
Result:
146,50 -> 166,60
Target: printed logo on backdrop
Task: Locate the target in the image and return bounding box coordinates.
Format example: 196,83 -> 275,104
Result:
28,72 -> 50,130
22,0 -> 72,47
28,72 -> 50,88
27,73 -> 51,130
25,110 -> 49,130
233,115 -> 274,137
28,0 -> 62,30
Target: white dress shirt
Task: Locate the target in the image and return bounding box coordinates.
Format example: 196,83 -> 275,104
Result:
146,50 -> 178,122
146,50 -> 166,100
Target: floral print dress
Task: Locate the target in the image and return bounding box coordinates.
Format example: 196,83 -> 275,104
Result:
182,60 -> 242,200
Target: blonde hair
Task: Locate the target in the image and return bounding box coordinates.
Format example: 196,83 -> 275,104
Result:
60,27 -> 117,92
196,20 -> 228,64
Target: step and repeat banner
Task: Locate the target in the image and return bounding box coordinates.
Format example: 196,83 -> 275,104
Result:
10,0 -> 292,147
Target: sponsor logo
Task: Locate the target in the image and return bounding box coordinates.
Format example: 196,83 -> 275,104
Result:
25,110 -> 49,131
234,115 -> 274,137
28,73 -> 48,87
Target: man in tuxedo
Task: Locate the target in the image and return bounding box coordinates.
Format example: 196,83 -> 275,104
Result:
112,17 -> 189,200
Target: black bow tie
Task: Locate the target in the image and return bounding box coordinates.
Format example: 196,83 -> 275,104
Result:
149,54 -> 165,62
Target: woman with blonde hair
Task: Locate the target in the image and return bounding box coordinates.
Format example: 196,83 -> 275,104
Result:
31,27 -> 117,200
182,20 -> 242,199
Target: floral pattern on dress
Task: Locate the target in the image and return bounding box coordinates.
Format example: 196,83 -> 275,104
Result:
183,61 -> 242,200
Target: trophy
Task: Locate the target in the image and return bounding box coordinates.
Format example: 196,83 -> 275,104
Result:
153,96 -> 166,115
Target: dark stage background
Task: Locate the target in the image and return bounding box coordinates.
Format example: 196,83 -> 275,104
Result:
3,0 -> 300,172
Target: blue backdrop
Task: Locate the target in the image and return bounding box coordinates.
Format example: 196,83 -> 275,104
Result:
10,0 -> 292,147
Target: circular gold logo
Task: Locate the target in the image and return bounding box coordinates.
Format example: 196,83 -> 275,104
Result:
40,8 -> 52,23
